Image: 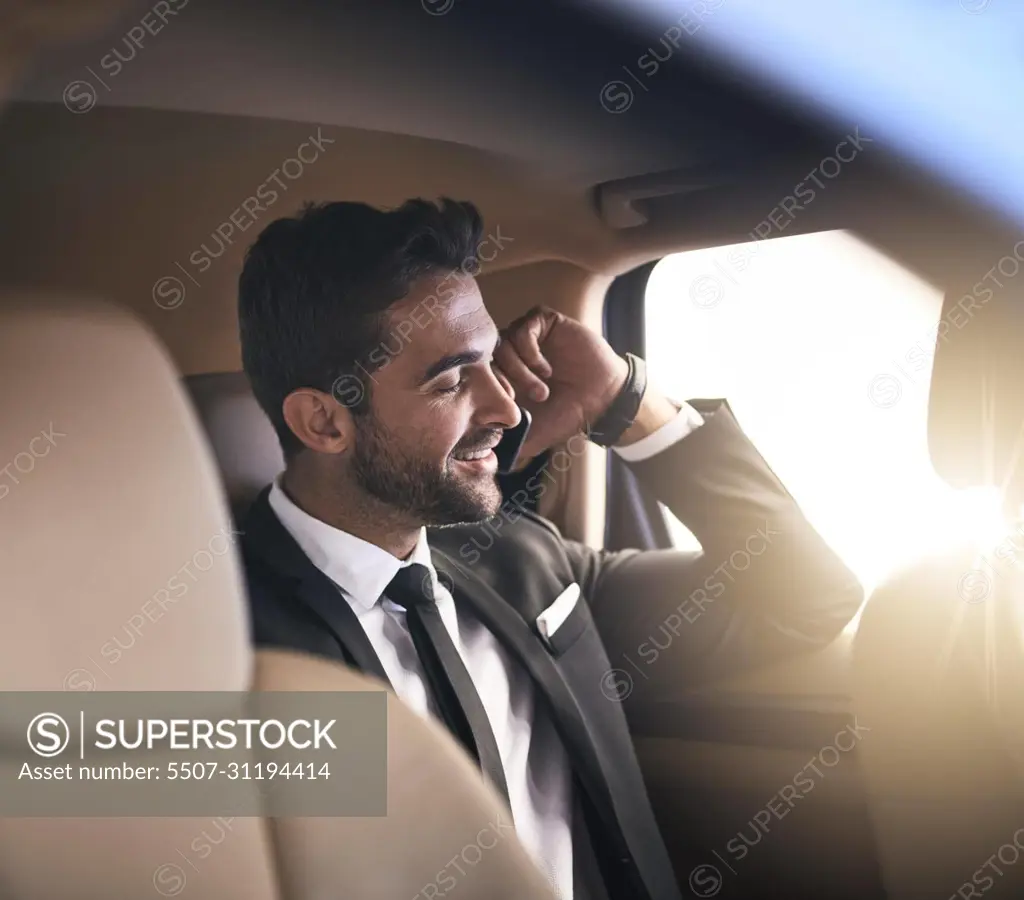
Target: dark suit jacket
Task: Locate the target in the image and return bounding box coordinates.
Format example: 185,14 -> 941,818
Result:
240,400 -> 864,900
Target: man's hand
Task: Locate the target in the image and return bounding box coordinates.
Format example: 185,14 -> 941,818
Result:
494,306 -> 628,461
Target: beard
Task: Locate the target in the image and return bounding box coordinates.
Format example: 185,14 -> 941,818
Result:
349,410 -> 502,526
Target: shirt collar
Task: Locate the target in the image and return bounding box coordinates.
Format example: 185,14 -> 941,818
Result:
268,475 -> 437,611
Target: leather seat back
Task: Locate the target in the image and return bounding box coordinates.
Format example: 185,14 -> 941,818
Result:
256,650 -> 555,900
0,293 -> 279,900
0,294 -> 555,900
852,278 -> 1024,899
853,553 -> 1024,899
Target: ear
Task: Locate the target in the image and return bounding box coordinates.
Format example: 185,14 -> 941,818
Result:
281,388 -> 354,455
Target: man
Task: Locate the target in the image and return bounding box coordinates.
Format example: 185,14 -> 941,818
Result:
237,198 -> 863,900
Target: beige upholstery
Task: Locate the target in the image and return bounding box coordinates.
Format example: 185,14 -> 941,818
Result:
0,294 -> 555,900
852,548 -> 1024,899
257,651 -> 555,900
0,293 -> 277,900
0,1 -> 138,106
852,281 -> 1024,899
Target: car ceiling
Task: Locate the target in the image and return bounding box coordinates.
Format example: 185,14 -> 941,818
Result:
5,0 -> 1017,307
11,0 -> 821,188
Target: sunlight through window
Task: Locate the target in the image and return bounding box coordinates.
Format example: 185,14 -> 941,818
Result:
644,231 -> 1006,608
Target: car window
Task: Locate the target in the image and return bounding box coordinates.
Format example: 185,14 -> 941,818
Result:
644,230 -> 1003,605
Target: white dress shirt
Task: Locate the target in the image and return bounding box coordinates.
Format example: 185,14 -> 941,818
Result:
268,402 -> 703,899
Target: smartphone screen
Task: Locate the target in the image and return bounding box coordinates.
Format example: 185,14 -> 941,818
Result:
494,406 -> 532,474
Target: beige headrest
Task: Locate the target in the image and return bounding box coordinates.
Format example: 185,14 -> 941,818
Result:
0,294 -> 252,695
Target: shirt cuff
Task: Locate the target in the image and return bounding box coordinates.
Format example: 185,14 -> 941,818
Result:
611,400 -> 705,462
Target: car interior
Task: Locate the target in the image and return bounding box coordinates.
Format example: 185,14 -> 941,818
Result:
3,1 -> 1024,898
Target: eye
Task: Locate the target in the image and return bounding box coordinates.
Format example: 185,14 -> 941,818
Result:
436,373 -> 468,395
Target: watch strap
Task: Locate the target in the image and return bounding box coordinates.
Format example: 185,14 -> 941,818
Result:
589,353 -> 647,448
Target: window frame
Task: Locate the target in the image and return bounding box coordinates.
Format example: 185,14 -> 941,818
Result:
601,254 -> 856,719
603,259 -> 673,553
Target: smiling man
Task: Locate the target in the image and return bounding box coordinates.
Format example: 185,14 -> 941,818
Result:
237,198 -> 862,900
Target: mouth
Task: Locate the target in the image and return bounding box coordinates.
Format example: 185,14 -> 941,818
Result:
452,447 -> 495,462
451,438 -> 501,472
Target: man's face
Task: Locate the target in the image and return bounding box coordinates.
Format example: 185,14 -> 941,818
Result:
346,273 -> 521,526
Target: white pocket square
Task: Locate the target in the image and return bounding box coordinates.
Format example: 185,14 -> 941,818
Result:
536,582 -> 581,640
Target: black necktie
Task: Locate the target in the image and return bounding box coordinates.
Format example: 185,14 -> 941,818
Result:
386,563 -> 511,810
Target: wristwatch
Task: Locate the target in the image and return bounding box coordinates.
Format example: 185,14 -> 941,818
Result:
588,353 -> 648,448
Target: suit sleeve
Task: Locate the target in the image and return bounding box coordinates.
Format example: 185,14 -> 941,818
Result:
564,400 -> 864,689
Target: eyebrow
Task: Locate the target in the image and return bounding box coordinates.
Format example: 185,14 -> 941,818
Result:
418,335 -> 501,387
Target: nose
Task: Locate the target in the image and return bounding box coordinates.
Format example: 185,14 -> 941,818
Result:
481,366 -> 521,430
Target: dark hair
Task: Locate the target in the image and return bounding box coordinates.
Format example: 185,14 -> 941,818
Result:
238,198 -> 484,458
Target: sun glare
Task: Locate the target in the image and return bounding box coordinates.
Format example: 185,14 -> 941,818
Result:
644,231 -> 1009,603
943,485 -> 1011,554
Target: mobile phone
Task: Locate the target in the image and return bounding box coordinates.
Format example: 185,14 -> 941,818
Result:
495,406 -> 532,474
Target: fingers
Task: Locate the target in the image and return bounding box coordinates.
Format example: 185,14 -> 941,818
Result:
495,338 -> 549,402
497,307 -> 556,401
511,309 -> 553,379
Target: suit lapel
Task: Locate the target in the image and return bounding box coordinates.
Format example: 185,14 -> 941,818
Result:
294,572 -> 392,685
244,490 -> 393,686
247,491 -> 626,867
431,546 -> 622,842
